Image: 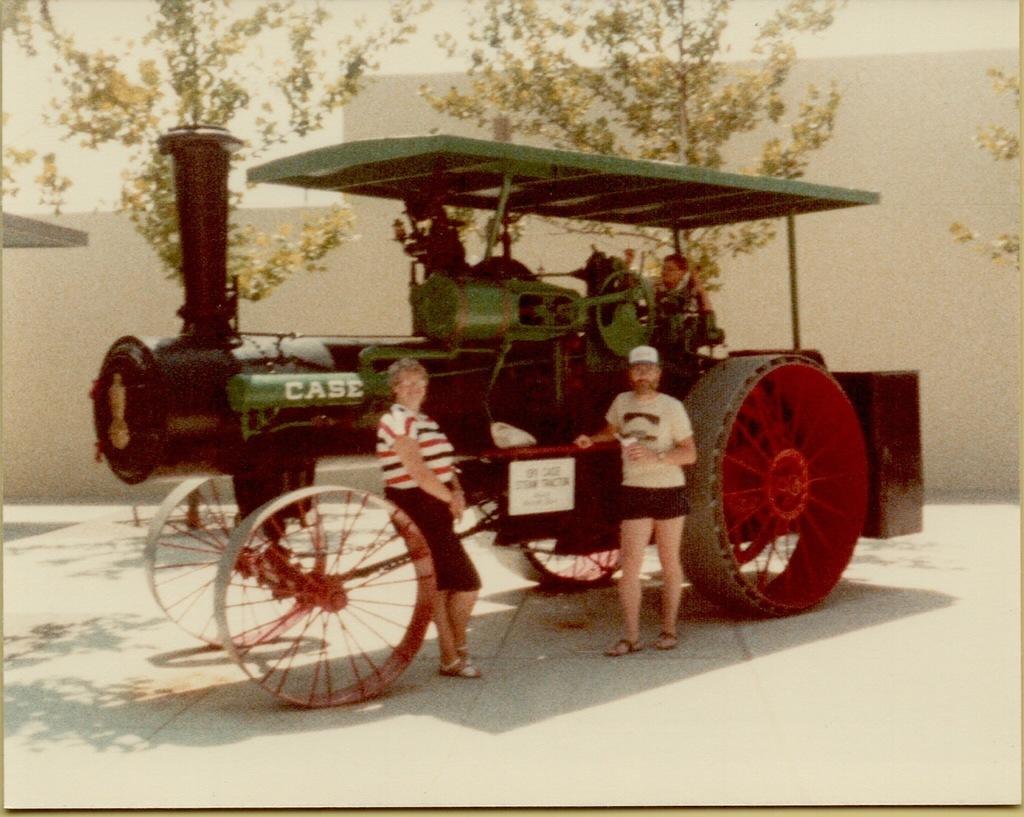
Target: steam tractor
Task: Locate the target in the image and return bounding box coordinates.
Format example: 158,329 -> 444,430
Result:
92,125 -> 922,707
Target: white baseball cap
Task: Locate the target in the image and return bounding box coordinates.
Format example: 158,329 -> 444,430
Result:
628,345 -> 659,365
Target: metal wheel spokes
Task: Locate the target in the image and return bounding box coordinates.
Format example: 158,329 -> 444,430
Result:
721,364 -> 867,610
215,486 -> 434,708
523,539 -> 620,588
145,477 -> 238,645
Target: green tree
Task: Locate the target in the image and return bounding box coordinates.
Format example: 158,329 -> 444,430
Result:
950,68 -> 1019,268
14,0 -> 428,299
2,1 -> 73,211
423,0 -> 844,283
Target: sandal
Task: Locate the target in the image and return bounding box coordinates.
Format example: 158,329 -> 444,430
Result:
604,638 -> 644,657
654,632 -> 678,651
439,657 -> 482,678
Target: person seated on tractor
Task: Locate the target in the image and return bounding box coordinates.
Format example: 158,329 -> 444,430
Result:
654,253 -> 724,350
656,252 -> 712,314
395,194 -> 472,277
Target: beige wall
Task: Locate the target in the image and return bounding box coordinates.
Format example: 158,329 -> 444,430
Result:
2,49 -> 1018,500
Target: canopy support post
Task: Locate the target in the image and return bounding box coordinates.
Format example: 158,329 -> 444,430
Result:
786,212 -> 801,350
672,227 -> 683,254
483,173 -> 513,261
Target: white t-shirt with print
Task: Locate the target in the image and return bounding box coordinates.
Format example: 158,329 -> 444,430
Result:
606,391 -> 693,488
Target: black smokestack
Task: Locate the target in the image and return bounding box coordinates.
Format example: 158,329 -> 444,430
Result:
158,125 -> 243,343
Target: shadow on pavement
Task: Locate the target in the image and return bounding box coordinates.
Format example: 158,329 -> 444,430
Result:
4,578 -> 954,750
3,521 -> 146,581
848,536 -> 967,572
4,614 -> 168,670
2,523 -> 71,542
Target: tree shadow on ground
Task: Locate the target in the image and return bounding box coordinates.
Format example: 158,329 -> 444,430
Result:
847,536 -> 967,572
3,521 -> 146,582
4,577 -> 954,751
4,614 -> 167,671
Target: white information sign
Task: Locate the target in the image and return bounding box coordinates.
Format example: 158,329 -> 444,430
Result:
507,457 -> 575,516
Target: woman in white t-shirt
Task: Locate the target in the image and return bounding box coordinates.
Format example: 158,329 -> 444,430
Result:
377,358 -> 482,679
575,345 -> 697,656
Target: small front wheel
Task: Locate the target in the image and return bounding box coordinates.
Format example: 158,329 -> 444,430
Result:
214,486 -> 435,707
145,476 -> 237,645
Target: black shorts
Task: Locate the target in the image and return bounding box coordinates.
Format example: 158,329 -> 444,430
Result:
618,485 -> 690,521
385,487 -> 481,593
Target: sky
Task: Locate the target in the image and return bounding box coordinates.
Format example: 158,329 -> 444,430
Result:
2,0 -> 1019,214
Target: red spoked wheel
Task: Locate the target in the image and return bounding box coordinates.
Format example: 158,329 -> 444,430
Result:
491,533 -> 619,590
683,356 -> 868,615
214,486 -> 435,707
522,539 -> 620,589
145,477 -> 238,645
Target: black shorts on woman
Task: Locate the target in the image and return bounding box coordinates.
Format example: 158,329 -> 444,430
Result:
386,487 -> 482,592
618,485 -> 690,521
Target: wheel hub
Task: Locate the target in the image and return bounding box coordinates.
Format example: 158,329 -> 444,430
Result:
302,573 -> 348,613
236,545 -> 348,610
767,448 -> 809,520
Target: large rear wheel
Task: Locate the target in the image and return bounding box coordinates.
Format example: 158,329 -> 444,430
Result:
214,486 -> 435,707
683,356 -> 868,616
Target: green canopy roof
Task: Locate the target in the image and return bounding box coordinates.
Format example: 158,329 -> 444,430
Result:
248,134 -> 878,230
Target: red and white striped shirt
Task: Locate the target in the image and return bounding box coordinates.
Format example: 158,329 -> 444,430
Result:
376,403 -> 456,489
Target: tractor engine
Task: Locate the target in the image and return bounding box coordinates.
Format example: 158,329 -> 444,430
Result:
92,331 -> 387,486
90,126 -> 393,513
89,125 -> 573,510
411,274 -> 579,345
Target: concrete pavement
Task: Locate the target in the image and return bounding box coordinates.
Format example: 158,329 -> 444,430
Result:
2,490 -> 1020,807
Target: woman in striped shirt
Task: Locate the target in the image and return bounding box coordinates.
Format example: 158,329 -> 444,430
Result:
377,358 -> 482,679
